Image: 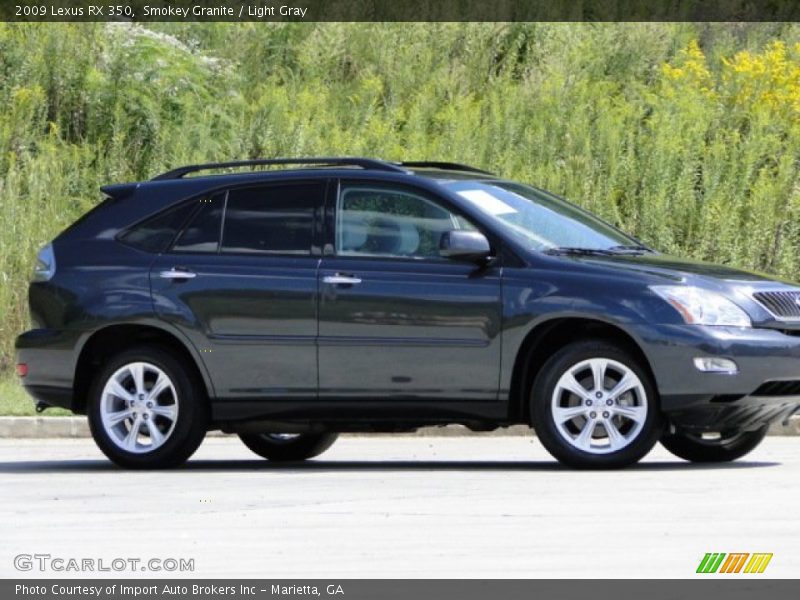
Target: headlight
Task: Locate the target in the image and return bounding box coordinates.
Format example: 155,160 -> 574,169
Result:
650,285 -> 751,327
32,243 -> 56,282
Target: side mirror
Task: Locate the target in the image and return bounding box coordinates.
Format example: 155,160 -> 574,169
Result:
439,230 -> 492,262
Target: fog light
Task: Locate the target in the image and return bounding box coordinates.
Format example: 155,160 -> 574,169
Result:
16,363 -> 28,377
694,357 -> 738,374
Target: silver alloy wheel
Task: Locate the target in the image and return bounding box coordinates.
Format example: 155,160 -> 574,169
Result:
551,358 -> 647,454
100,362 -> 179,454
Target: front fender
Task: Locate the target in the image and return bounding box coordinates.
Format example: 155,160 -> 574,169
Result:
499,268 -> 669,401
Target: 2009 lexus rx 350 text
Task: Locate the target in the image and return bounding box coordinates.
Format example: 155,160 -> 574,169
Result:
14,158 -> 800,469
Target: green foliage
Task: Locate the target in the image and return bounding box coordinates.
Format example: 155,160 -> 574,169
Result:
1,22 -> 800,374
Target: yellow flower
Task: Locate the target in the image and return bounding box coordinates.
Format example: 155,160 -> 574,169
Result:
663,39 -> 800,118
721,41 -> 800,116
661,40 -> 715,99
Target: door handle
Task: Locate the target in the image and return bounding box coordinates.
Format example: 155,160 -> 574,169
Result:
159,268 -> 197,280
323,274 -> 362,285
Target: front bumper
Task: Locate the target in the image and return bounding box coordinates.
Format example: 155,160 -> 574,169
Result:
635,323 -> 800,432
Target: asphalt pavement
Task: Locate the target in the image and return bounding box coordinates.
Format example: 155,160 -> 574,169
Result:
1,436 -> 798,578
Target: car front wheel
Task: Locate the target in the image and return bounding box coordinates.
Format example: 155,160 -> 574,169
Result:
531,340 -> 663,469
660,426 -> 768,463
238,432 -> 339,461
88,345 -> 208,469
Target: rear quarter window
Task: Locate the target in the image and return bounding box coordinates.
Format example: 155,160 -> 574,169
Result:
171,194 -> 225,253
118,201 -> 198,253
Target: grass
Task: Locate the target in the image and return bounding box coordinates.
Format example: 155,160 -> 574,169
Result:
0,377 -> 70,416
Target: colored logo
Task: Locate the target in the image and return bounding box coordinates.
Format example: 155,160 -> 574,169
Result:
696,553 -> 773,574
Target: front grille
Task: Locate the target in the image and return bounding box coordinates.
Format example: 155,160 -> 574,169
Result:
752,380 -> 800,397
753,290 -> 800,320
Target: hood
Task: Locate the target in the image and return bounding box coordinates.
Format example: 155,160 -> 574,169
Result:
537,251 -> 800,329
571,252 -> 796,287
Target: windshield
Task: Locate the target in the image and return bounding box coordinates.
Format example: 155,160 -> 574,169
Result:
444,180 -> 640,252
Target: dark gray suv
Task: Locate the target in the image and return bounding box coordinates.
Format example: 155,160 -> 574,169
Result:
15,158 -> 800,469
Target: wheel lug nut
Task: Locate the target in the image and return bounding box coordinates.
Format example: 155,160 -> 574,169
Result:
147,402 -> 153,408
603,411 -> 610,418
586,400 -> 593,406
590,411 -> 597,419
143,414 -> 149,420
606,400 -> 613,406
595,392 -> 603,399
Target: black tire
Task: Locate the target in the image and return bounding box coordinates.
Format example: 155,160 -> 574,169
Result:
88,345 -> 208,469
530,340 -> 663,469
238,432 -> 339,461
660,426 -> 768,463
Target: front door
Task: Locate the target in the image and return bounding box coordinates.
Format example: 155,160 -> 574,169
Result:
151,180 -> 326,401
318,181 -> 502,401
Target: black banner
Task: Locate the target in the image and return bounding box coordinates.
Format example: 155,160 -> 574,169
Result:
5,580 -> 800,600
1,0 -> 800,22
0,576 -> 797,600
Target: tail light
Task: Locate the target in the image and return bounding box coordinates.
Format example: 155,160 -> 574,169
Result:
16,364 -> 28,377
32,243 -> 56,282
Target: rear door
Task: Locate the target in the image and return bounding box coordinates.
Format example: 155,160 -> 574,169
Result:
317,180 -> 503,401
150,180 -> 326,401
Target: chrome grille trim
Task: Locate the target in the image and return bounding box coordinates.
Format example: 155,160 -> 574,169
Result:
752,290 -> 800,321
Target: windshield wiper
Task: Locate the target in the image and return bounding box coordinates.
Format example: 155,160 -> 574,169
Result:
544,245 -> 654,256
607,244 -> 655,254
544,246 -> 618,256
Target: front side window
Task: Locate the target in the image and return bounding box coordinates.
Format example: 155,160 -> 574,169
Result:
221,183 -> 320,255
336,184 -> 474,259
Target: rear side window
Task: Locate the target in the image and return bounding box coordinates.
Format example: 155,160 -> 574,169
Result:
118,201 -> 196,253
220,183 -> 320,255
172,194 -> 225,253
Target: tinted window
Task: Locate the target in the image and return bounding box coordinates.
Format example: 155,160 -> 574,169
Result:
119,201 -> 196,253
336,184 -> 475,259
221,183 -> 320,255
172,194 -> 224,253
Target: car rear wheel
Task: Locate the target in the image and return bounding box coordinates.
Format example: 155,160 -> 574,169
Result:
88,345 -> 208,469
530,340 -> 663,469
660,426 -> 768,463
238,432 -> 339,461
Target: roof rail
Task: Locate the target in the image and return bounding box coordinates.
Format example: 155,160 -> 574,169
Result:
151,157 -> 407,181
398,161 -> 494,175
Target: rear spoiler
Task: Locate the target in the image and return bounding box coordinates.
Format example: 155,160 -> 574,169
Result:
100,183 -> 139,200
